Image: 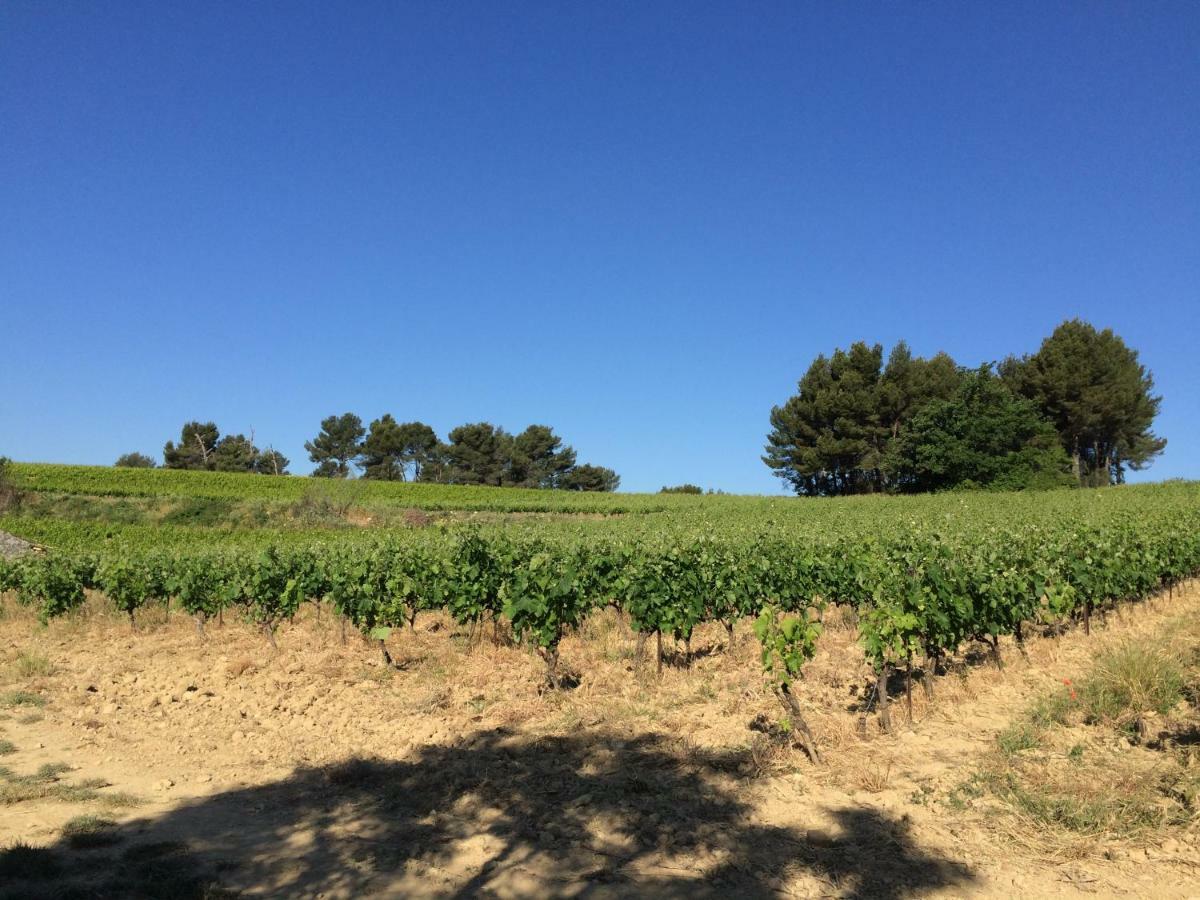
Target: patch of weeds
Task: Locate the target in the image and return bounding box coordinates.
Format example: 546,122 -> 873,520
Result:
466,696 -> 488,715
62,814 -> 121,849
16,713 -> 43,725
1067,743 -> 1085,762
1077,644 -> 1185,728
987,765 -> 1198,837
0,762 -> 137,807
97,790 -> 142,809
12,650 -> 53,679
0,740 -> 15,756
1028,690 -> 1072,728
946,772 -> 987,811
161,497 -> 236,527
909,782 -> 935,806
997,723 -> 1042,756
0,691 -> 45,709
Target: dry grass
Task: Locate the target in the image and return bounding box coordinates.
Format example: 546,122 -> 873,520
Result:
958,612 -> 1200,857
10,650 -> 53,680
61,814 -> 120,849
0,691 -> 44,710
852,758 -> 895,794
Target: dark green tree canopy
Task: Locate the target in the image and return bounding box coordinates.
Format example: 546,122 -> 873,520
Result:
362,416 -> 440,482
444,422 -> 511,486
163,422 -> 220,470
212,434 -> 259,473
114,452 -> 156,469
163,423 -> 286,474
887,367 -> 1073,493
298,414 -> 615,489
361,414 -> 407,481
660,484 -> 703,494
764,342 -> 962,496
560,463 -> 620,492
305,413 -> 365,478
508,425 -> 577,489
253,448 -> 290,476
1001,320 -> 1165,486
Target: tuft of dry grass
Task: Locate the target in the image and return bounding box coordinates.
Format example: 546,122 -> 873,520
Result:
852,758 -> 895,794
0,691 -> 44,710
61,814 -> 121,848
11,650 -> 53,679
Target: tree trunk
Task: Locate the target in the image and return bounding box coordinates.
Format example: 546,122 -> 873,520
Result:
656,630 -> 663,678
379,639 -> 393,668
876,665 -> 892,733
128,609 -> 136,631
264,623 -> 278,651
1083,599 -> 1091,636
725,620 -> 735,648
684,635 -> 692,668
1014,621 -> 1029,661
195,616 -> 205,638
775,683 -> 821,763
218,606 -> 224,628
340,615 -> 347,645
635,631 -> 648,670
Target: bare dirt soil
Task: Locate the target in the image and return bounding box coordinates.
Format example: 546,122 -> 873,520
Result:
2,583 -> 1199,898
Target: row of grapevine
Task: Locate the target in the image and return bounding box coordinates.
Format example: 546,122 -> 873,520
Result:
5,500 -> 1200,745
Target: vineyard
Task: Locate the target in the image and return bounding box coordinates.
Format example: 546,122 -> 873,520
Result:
3,464 -> 1200,754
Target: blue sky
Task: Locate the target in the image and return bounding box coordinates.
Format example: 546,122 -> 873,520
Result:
2,3 -> 1197,494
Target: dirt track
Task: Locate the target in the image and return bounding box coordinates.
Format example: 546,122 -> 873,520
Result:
2,584 -> 1199,897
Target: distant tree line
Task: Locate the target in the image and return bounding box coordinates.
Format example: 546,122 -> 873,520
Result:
116,423 -> 289,475
116,417 -> 618,492
764,320 -> 1165,496
304,415 -> 619,491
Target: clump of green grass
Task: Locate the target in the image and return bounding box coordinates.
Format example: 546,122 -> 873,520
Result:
11,651 -> 53,679
0,691 -> 45,710
1077,643 -> 1185,728
62,814 -> 121,849
0,762 -> 138,808
0,740 -> 15,756
996,722 -> 1041,756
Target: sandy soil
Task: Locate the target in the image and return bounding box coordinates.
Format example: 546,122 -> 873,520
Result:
2,583 -> 1199,898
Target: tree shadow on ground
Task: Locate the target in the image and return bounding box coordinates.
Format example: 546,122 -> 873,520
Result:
0,728 -> 974,899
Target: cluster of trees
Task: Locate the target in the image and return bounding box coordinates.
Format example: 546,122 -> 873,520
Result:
765,320 -> 1165,496
305,414 -> 620,491
116,423 -> 290,475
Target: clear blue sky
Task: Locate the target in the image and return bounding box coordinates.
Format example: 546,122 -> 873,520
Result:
2,3 -> 1197,493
